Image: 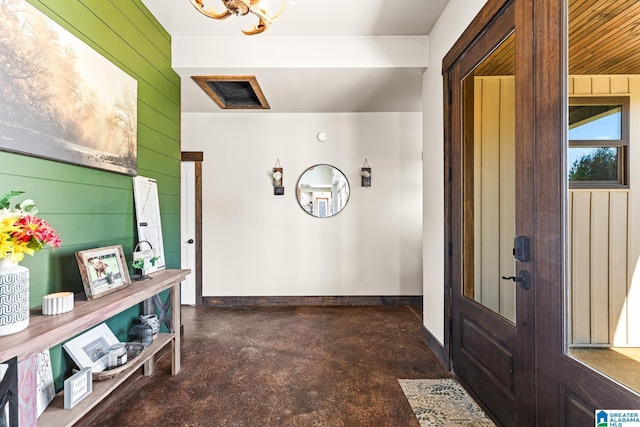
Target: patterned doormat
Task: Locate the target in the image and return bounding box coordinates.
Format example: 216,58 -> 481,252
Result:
398,378 -> 496,427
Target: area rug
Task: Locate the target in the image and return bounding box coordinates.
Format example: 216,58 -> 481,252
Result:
398,378 -> 496,427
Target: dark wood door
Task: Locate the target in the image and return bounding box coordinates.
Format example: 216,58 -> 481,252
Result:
445,0 -> 640,425
445,1 -> 535,426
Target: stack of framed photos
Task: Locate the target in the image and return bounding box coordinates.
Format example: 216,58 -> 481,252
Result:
61,323 -> 119,409
63,324 -> 119,374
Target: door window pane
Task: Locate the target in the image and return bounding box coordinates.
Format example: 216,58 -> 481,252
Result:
462,32 -> 516,323
569,105 -> 621,140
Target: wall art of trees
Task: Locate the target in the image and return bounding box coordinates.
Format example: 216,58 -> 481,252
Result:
0,0 -> 137,175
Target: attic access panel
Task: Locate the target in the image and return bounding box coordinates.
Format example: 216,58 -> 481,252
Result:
192,76 -> 270,109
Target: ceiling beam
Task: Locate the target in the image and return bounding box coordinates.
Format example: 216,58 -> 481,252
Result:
172,36 -> 429,70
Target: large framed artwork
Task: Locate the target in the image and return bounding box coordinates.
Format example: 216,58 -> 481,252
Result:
0,0 -> 138,175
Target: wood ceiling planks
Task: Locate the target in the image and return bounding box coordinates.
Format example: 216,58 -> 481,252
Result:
474,33 -> 515,76
475,0 -> 640,76
569,0 -> 640,75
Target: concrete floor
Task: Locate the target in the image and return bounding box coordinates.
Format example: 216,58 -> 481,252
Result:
82,305 -> 451,426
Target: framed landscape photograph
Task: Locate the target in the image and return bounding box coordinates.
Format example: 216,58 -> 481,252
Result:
0,1 -> 137,175
62,323 -> 119,373
76,245 -> 131,300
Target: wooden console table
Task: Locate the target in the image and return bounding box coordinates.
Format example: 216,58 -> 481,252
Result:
0,268 -> 189,426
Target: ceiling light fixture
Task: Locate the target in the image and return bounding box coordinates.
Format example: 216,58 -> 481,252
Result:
189,0 -> 297,35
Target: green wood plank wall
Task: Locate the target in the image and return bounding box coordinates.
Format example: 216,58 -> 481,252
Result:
0,0 -> 180,390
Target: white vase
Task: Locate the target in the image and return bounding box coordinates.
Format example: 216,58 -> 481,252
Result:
0,257 -> 30,336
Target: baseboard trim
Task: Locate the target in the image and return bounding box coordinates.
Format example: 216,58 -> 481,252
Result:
202,296 -> 423,307
421,324 -> 450,370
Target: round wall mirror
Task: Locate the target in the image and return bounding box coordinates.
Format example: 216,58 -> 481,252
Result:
296,164 -> 350,218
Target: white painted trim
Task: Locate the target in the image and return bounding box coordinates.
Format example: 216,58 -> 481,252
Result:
172,36 -> 429,70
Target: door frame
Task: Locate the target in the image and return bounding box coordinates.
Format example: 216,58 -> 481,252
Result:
532,0 -> 640,424
181,151 -> 203,305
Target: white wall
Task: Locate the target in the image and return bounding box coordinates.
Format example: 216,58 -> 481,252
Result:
182,112 -> 423,297
422,0 -> 488,344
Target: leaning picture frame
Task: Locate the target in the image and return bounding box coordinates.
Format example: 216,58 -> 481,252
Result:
63,367 -> 92,409
36,351 -> 55,417
76,245 -> 131,300
62,323 -> 119,373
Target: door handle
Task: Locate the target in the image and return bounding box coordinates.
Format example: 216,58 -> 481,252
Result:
187,239 -> 194,244
501,270 -> 530,290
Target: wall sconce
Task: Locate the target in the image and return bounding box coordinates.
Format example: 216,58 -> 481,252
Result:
273,159 -> 284,195
361,159 -> 371,187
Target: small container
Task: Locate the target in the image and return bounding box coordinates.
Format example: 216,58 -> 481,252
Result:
140,325 -> 153,346
128,324 -> 153,346
138,324 -> 154,346
42,291 -> 74,315
108,343 -> 127,369
139,314 -> 160,337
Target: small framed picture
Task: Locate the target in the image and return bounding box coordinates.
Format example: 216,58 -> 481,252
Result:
76,245 -> 131,300
64,368 -> 92,409
62,323 -> 119,373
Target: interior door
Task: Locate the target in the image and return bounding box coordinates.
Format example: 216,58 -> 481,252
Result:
181,151 -> 203,305
180,161 -> 197,305
446,2 -> 535,426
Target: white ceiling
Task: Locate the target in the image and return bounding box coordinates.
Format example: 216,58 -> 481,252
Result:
141,0 -> 450,113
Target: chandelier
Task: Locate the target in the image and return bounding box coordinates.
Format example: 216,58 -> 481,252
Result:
189,0 -> 296,35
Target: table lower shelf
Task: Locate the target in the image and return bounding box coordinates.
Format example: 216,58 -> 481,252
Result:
38,333 -> 174,427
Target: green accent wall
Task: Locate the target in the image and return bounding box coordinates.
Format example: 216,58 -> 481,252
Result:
0,0 -> 180,389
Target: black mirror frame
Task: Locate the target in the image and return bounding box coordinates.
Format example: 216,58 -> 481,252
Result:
295,164 -> 350,218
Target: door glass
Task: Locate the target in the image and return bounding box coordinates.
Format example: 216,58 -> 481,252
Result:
462,32 -> 516,322
566,0 -> 640,394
